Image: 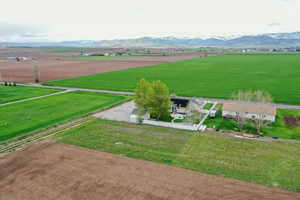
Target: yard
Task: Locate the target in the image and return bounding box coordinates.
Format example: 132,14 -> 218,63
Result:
205,108 -> 300,140
264,109 -> 300,140
0,91 -> 128,143
0,85 -> 60,104
45,54 -> 300,105
203,103 -> 214,110
55,119 -> 300,192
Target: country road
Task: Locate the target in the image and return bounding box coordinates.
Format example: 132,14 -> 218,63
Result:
8,83 -> 298,110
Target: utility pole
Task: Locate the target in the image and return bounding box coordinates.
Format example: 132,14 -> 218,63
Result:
32,58 -> 40,83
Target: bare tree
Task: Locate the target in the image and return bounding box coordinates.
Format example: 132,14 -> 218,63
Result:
232,90 -> 252,102
231,91 -> 250,130
232,90 -> 273,133
252,90 -> 273,103
185,102 -> 204,124
234,111 -> 247,131
232,90 -> 273,103
252,114 -> 268,135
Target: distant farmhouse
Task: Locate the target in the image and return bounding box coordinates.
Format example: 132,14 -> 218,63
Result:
222,103 -> 276,122
7,56 -> 30,61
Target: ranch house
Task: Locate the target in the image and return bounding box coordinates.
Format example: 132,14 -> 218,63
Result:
222,103 -> 276,122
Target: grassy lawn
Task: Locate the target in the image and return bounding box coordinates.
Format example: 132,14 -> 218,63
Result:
44,54 -> 300,105
0,85 -> 60,104
55,119 -> 300,192
203,103 -> 213,110
264,109 -> 300,140
66,56 -> 133,61
205,109 -> 300,140
0,91 -> 128,143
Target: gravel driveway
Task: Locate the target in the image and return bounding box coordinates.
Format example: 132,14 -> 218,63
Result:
93,101 -> 135,122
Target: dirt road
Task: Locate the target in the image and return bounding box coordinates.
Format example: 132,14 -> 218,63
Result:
17,83 -> 300,110
0,141 -> 299,200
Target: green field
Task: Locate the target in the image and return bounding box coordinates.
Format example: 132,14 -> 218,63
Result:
0,91 -> 127,143
56,119 -> 300,192
0,85 -> 60,104
45,54 -> 300,105
205,109 -> 300,140
37,46 -> 84,52
67,56 -> 133,61
264,109 -> 300,140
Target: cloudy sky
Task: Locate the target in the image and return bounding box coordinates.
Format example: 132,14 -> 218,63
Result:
0,0 -> 299,42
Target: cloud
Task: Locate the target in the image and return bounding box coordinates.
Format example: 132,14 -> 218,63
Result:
1,0 -> 300,41
276,0 -> 297,3
268,23 -> 281,26
0,24 -> 49,42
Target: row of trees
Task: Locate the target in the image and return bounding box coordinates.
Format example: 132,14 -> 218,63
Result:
134,79 -> 171,120
231,90 -> 273,134
232,90 -> 273,104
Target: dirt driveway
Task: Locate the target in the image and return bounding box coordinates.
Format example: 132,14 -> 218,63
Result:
0,141 -> 298,200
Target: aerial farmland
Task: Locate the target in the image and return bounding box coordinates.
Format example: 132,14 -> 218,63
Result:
1,48 -> 300,199
45,53 -> 300,105
0,47 -> 202,82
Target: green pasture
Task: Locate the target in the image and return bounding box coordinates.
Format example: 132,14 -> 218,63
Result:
0,91 -> 127,143
45,54 -> 300,105
0,85 -> 60,104
56,119 -> 300,192
264,109 -> 300,140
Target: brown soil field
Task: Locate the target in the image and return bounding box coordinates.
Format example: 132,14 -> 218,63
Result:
0,141 -> 299,200
284,116 -> 300,126
0,47 -> 76,59
0,56 -> 198,83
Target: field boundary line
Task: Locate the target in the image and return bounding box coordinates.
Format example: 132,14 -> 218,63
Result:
0,89 -> 75,107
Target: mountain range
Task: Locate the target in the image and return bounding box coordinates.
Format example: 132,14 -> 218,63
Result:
1,32 -> 300,48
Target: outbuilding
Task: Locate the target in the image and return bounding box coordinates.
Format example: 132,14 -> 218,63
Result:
222,103 -> 276,122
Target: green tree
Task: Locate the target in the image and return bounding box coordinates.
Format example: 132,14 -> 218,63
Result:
134,79 -> 151,112
147,80 -> 171,120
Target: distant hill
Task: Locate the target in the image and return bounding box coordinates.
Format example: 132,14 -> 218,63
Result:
1,32 -> 300,48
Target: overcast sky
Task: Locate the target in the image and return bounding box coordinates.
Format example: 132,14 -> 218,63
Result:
0,0 -> 299,42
